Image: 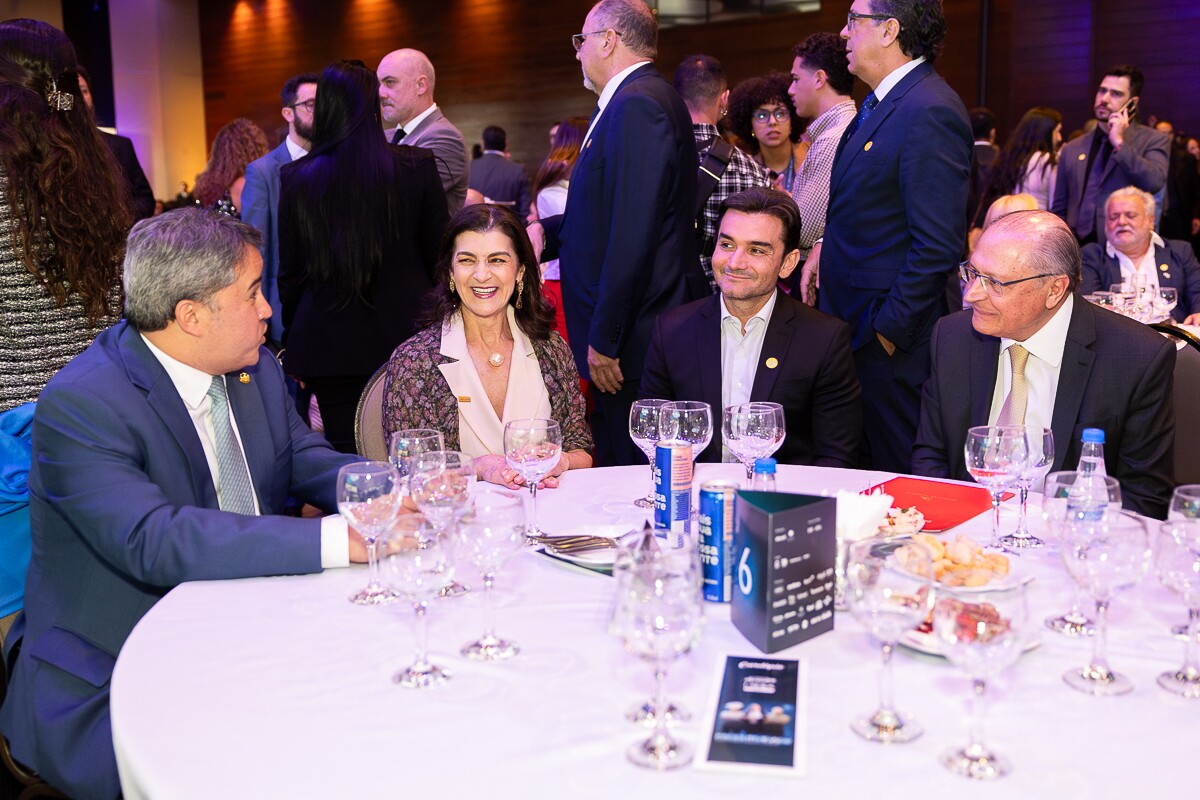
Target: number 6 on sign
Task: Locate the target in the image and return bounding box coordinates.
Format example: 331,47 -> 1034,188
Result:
738,547 -> 753,596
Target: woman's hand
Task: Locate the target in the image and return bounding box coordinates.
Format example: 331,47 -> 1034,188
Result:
475,454 -> 523,489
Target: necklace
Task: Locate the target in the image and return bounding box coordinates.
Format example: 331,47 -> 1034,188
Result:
488,352 -> 505,367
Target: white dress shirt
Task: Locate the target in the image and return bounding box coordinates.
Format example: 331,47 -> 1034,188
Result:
388,102 -> 439,141
583,60 -> 651,147
872,57 -> 926,101
720,292 -> 777,461
141,336 -> 349,568
285,135 -> 308,162
1106,233 -> 1165,291
987,294 -> 1074,435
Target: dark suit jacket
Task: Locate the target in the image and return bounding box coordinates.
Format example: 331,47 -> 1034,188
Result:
1052,123 -> 1170,245
820,61 -> 972,354
912,299 -> 1175,519
640,291 -> 862,467
541,64 -> 703,380
468,152 -> 532,219
100,130 -> 154,220
277,145 -> 448,377
1080,238 -> 1200,321
0,322 -> 356,798
242,141 -> 295,345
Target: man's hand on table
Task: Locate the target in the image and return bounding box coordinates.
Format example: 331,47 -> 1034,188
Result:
347,527 -> 369,563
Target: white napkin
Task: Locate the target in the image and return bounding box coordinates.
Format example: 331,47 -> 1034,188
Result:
835,490 -> 893,545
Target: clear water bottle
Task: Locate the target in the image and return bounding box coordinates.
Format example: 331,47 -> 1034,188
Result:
750,458 -> 777,491
1066,428 -> 1109,520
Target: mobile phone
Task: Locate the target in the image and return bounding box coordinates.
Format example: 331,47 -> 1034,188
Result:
1115,95 -> 1139,118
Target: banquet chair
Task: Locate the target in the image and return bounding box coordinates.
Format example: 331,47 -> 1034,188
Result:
353,364 -> 390,462
1152,323 -> 1200,484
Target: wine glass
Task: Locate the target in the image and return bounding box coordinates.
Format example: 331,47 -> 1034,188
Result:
1170,485 -> 1200,520
757,400 -> 786,458
1060,511 -> 1152,695
629,399 -> 670,509
722,403 -> 779,481
504,419 -> 563,538
457,490 -> 527,661
337,461 -> 403,605
1041,472 -> 1121,636
998,428 -> 1053,550
381,515 -> 454,688
409,450 -> 475,597
1155,287 -> 1178,321
658,401 -> 713,465
933,579 -> 1029,780
845,538 -> 934,743
1156,520 -> 1200,698
388,428 -> 444,496
616,543 -> 704,769
964,426 -> 1028,542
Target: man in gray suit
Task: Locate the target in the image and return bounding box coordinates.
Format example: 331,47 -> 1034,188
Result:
242,72 -> 318,347
468,125 -> 532,218
377,48 -> 469,214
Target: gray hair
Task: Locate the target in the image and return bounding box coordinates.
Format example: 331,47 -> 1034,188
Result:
985,209 -> 1081,293
123,207 -> 262,331
592,0 -> 658,59
1105,185 -> 1156,219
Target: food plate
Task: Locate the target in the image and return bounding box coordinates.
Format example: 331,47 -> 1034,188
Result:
899,627 -> 1040,658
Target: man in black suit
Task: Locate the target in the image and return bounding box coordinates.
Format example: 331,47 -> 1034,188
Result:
531,0 -> 703,466
467,125 -> 532,219
78,66 -> 155,220
913,210 -> 1175,519
642,188 -> 861,467
968,106 -> 998,224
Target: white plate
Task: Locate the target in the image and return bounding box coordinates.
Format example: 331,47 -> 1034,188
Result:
538,523 -> 631,568
899,628 -> 1040,658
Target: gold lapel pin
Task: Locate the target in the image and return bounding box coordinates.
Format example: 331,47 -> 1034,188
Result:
765,357 -> 779,369
1160,263 -> 1170,271
458,395 -> 471,403
1077,153 -> 1087,161
238,372 -> 251,384
864,141 -> 873,151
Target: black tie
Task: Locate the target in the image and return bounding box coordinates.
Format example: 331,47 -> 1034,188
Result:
846,92 -> 879,140
391,127 -> 406,145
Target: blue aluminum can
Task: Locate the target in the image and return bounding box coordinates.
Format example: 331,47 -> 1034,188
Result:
654,440 -> 693,532
699,480 -> 738,602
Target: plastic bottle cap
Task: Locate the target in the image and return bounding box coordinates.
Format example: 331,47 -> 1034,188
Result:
753,458 -> 777,474
1082,428 -> 1105,444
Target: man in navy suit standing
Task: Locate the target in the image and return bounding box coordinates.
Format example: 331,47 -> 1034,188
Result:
532,0 -> 703,466
802,0 -> 971,472
0,209 -> 366,798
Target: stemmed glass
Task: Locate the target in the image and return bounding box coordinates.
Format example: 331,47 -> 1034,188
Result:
389,428 -> 444,497
964,426 -> 1028,542
615,542 -> 704,769
458,490 -> 527,661
998,427 -> 1053,550
382,515 -> 454,688
659,401 -> 712,500
336,461 -> 403,605
1060,511 -> 1152,695
845,539 -> 934,743
1168,485 -> 1200,639
1155,287 -> 1178,321
409,450 -> 475,597
722,403 -> 780,481
933,579 -> 1029,780
504,418 -> 562,538
630,399 -> 670,508
757,401 -> 786,458
1041,472 -> 1121,635
1156,520 -> 1200,698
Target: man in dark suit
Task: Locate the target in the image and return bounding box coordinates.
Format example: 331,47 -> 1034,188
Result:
78,66 -> 155,220
0,209 -> 366,798
968,106 -> 999,225
532,0 -> 703,466
468,125 -> 532,219
913,210 -> 1175,519
242,72 -> 319,347
641,188 -> 861,467
801,0 -> 972,473
377,48 -> 469,214
1051,65 -> 1169,247
1080,185 -> 1200,324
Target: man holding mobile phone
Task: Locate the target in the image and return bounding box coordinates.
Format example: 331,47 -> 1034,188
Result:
1052,64 -> 1170,247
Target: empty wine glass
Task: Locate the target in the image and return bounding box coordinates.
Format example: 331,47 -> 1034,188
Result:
504,418 -> 563,538
410,450 -> 475,597
1156,520 -> 1200,698
629,399 -> 670,508
933,579 -> 1029,780
382,515 -> 454,688
964,426 -> 1028,542
1169,485 -> 1200,520
1060,511 -> 1152,695
1155,287 -> 1178,321
389,428 -> 444,496
846,538 -> 934,743
758,400 -> 786,458
659,401 -> 713,465
999,427 -> 1053,550
458,490 -> 527,661
722,403 -> 779,481
337,461 -> 403,605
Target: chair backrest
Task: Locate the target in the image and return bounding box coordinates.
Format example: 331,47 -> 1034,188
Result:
1153,324 -> 1200,484
353,364 -> 390,462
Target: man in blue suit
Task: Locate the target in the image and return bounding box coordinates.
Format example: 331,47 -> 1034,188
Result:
242,72 -> 318,348
533,0 -> 705,466
0,209 -> 366,798
802,0 -> 972,472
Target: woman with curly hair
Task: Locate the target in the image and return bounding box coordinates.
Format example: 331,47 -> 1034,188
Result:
0,18 -> 131,411
193,117 -> 269,218
727,72 -> 809,193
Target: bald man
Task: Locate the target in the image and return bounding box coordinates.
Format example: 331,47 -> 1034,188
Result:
377,48 -> 469,213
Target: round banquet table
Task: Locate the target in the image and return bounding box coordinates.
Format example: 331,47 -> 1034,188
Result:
111,464 -> 1193,798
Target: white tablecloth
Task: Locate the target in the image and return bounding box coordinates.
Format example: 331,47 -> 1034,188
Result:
111,465 -> 1193,798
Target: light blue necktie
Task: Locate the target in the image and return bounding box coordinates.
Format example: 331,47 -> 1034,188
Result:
207,376 -> 257,515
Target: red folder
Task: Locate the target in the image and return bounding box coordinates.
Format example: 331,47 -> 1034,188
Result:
864,476 -> 1009,533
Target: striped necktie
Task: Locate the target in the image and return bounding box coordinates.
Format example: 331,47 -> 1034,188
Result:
207,376 -> 257,515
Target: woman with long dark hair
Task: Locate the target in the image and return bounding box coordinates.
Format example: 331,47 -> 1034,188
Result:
727,72 -> 808,193
382,204 -> 591,487
0,18 -> 130,411
531,116 -> 587,340
278,59 -> 448,452
974,107 -> 1062,224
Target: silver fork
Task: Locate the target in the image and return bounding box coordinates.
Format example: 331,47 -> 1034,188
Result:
542,536 -> 617,555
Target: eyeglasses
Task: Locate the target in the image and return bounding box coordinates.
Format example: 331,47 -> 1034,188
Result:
290,99 -> 316,113
752,107 -> 790,124
571,28 -> 620,51
847,11 -> 894,28
959,261 -> 1059,296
